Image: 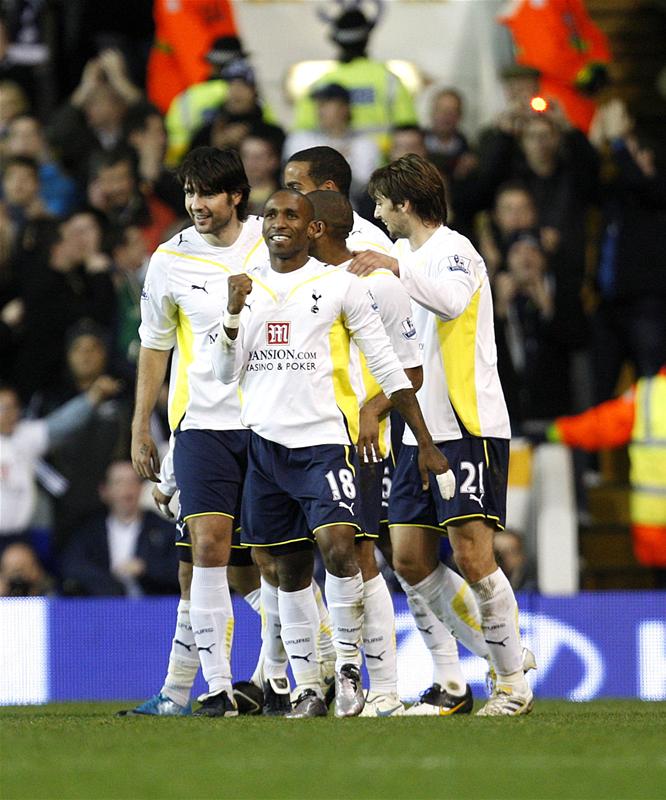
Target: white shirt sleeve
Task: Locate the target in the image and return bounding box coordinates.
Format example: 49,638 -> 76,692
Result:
366,271 -> 422,369
342,274 -> 412,398
138,250 -> 178,350
399,243 -> 480,322
211,321 -> 246,385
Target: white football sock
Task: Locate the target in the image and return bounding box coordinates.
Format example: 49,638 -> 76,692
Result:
362,574 -> 397,694
278,585 -> 321,695
470,567 -> 525,685
243,587 -> 265,685
260,577 -> 289,679
397,572 -> 465,695
161,599 -> 199,707
189,566 -> 234,697
325,571 -> 364,670
312,580 -> 337,662
417,563 -> 489,660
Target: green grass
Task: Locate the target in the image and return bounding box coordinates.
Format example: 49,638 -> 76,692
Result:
1,701 -> 665,800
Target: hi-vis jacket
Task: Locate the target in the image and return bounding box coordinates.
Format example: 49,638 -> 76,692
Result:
211,257 -> 412,449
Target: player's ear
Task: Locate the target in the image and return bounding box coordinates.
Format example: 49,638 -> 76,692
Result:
309,220 -> 324,240
230,190 -> 243,208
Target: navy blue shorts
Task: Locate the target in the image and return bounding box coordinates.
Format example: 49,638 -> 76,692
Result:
173,428 -> 250,559
358,459 -> 393,539
241,433 -> 362,548
388,437 -> 509,532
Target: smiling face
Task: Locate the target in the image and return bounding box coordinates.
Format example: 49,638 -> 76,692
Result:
184,184 -> 239,238
262,190 -> 316,263
373,194 -> 409,239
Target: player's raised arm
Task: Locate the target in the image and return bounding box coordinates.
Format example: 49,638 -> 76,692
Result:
210,274 -> 252,384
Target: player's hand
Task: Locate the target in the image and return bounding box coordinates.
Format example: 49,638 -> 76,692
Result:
417,441 -> 455,496
227,274 -> 253,314
358,406 -> 381,464
348,251 -> 399,278
152,486 -> 174,518
131,430 -> 161,482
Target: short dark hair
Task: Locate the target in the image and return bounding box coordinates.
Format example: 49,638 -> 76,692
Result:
177,147 -> 250,222
368,154 -> 447,226
285,146 -> 352,198
494,180 -> 534,205
88,146 -> 138,182
123,102 -> 163,139
308,190 -> 353,240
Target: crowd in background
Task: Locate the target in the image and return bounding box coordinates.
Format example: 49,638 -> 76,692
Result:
1,1 -> 664,597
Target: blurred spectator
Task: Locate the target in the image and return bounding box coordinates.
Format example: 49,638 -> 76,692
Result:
1,154 -> 49,230
48,50 -> 142,183
493,530 -> 536,592
188,54 -> 284,158
240,130 -> 281,216
425,88 -> 476,180
29,321 -> 131,552
477,181 -> 539,280
0,378 -> 120,554
548,366 -> 666,585
4,114 -> 79,216
588,99 -> 666,402
123,103 -> 182,215
292,4 -> 417,151
284,83 -> 381,208
0,542 -> 55,597
3,216 -> 116,400
389,124 -> 427,160
61,460 -> 179,596
0,15 -> 36,109
146,0 -> 239,114
0,78 -> 29,141
166,38 -> 279,166
494,231 -> 571,424
108,223 -> 149,373
86,147 -> 176,253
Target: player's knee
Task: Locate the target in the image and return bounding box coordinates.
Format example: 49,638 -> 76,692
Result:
321,539 -> 358,577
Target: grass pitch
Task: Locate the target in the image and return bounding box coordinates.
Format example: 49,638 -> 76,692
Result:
1,700 -> 665,799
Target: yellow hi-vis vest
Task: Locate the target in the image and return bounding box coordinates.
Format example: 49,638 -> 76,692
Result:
629,372 -> 666,527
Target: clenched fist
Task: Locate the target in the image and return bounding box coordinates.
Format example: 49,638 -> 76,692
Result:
227,274 -> 253,314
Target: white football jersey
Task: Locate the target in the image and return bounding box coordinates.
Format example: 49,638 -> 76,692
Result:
139,217 -> 266,431
340,264 -> 422,458
211,257 -> 411,448
392,226 -> 511,445
347,211 -> 393,255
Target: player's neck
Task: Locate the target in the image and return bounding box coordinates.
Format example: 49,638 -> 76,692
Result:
313,242 -> 352,267
408,221 -> 439,251
269,253 -> 310,274
201,216 -> 243,248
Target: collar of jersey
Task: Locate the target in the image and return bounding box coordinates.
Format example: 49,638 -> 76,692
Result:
245,261 -> 341,304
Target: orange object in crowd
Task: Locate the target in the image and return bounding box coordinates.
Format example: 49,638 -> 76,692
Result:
147,0 -> 239,114
499,0 -> 612,132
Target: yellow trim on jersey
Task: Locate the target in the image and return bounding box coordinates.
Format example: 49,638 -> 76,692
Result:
157,249 -> 233,273
243,271 -> 278,302
170,308 -> 195,430
451,586 -> 482,632
359,268 -> 394,280
329,315 -> 360,444
343,445 -> 356,476
313,522 -> 362,534
242,236 -> 265,268
350,240 -> 390,254
483,439 -> 490,468
437,286 -> 482,437
182,511 -> 235,522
